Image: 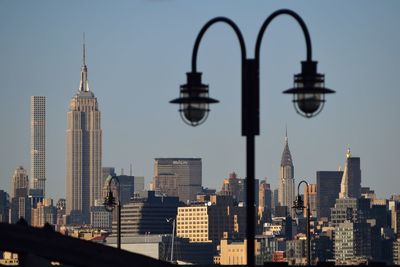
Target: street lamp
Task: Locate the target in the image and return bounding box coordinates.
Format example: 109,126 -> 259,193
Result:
103,175 -> 121,250
166,218 -> 176,263
170,9 -> 334,266
292,180 -> 311,265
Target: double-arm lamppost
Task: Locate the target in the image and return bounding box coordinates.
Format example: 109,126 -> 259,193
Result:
292,180 -> 311,265
103,175 -> 121,250
170,9 -> 334,266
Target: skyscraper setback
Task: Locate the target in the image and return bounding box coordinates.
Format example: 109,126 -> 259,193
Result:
339,147 -> 361,199
66,43 -> 102,224
31,96 -> 46,195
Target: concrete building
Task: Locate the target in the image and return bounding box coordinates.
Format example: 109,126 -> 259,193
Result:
286,235 -> 307,265
278,133 -> 295,218
339,147 -> 361,199
56,198 -> 66,231
66,42 -> 102,224
334,221 -> 371,265
10,166 -> 31,224
258,179 -> 272,225
31,198 -> 57,227
90,203 -> 112,230
153,158 -> 202,203
394,238 -> 400,265
316,170 -> 343,220
106,235 -> 214,264
217,239 -> 261,265
219,172 -> 245,203
28,188 -> 44,209
31,96 -> 46,196
114,191 -> 179,236
176,195 -> 245,248
330,198 -> 358,227
304,183 -> 317,218
389,200 -> 400,235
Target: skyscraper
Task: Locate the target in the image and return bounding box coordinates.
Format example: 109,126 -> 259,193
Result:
339,147 -> 361,199
278,133 -> 295,217
66,42 -> 102,224
10,166 -> 31,223
316,170 -> 342,220
153,158 -> 202,203
31,96 -> 46,195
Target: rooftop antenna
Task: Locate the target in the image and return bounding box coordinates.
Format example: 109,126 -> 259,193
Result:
285,124 -> 288,142
83,32 -> 86,66
130,163 -> 133,176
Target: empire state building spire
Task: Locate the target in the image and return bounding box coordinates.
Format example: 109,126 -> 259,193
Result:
79,35 -> 90,92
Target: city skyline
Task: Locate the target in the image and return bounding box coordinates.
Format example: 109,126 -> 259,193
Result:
0,1 -> 399,201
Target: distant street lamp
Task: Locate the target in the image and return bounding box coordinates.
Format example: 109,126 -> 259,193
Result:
103,175 -> 121,250
292,180 -> 311,265
166,218 -> 176,263
170,9 -> 334,266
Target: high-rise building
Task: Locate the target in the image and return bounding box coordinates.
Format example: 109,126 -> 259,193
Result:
176,195 -> 245,248
153,158 -> 202,203
304,183 -> 317,218
31,198 -> 57,227
31,96 -> 46,196
258,179 -> 272,224
219,172 -> 246,203
10,166 -> 31,223
114,191 -> 179,236
334,221 -> 371,265
66,42 -> 102,224
330,198 -> 358,227
278,133 -> 295,217
316,171 -> 342,220
0,190 -> 10,223
116,175 -> 145,205
339,147 -> 361,199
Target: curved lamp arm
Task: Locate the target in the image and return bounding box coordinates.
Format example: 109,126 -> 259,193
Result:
297,180 -> 309,195
255,9 -> 312,63
191,17 -> 247,73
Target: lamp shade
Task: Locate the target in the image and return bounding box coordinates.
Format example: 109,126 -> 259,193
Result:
283,61 -> 335,118
170,72 -> 219,126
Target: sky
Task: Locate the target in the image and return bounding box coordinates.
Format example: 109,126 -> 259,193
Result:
0,1 -> 399,201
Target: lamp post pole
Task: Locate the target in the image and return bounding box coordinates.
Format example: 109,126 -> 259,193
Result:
171,9 -> 334,266
293,180 -> 311,265
103,175 -> 121,250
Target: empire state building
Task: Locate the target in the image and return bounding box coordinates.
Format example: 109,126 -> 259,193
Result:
66,43 -> 102,224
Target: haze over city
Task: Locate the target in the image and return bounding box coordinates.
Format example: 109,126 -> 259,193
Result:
0,0 -> 399,201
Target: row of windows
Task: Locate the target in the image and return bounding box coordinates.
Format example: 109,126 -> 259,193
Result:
177,216 -> 207,221
177,230 -> 208,234
177,219 -> 207,224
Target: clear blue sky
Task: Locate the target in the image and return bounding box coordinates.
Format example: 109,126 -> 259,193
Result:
0,1 -> 399,200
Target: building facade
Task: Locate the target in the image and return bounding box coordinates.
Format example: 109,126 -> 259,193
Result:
153,158 -> 202,203
278,134 -> 295,217
334,221 -> 371,264
117,175 -> 145,205
31,96 -> 46,196
316,171 -> 343,220
304,183 -> 317,218
114,191 -> 179,236
66,44 -> 102,224
339,148 -> 361,199
0,190 -> 10,223
10,166 -> 30,223
176,195 -> 246,250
